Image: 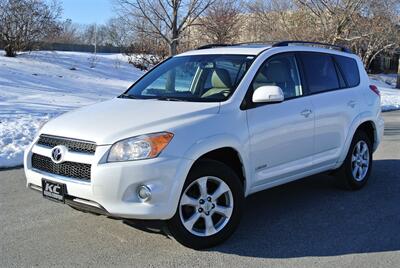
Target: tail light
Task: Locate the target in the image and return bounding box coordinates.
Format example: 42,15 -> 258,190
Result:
369,85 -> 380,96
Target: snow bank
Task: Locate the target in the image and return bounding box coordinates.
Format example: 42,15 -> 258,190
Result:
0,51 -> 143,168
369,74 -> 400,112
0,114 -> 51,167
379,87 -> 400,111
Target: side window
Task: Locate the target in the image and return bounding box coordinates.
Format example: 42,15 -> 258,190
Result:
300,53 -> 340,93
251,54 -> 303,99
334,55 -> 360,87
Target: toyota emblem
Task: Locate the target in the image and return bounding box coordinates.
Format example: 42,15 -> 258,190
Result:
51,145 -> 67,164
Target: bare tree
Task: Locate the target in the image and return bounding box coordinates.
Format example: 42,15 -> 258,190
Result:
0,0 -> 61,57
295,0 -> 400,69
197,0 -> 242,44
103,17 -> 136,47
114,0 -> 216,56
248,0 -> 400,70
295,0 -> 366,44
248,0 -> 332,43
247,0 -> 295,41
349,0 -> 400,69
45,19 -> 82,44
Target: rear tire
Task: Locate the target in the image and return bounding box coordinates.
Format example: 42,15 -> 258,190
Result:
334,130 -> 373,190
167,159 -> 244,249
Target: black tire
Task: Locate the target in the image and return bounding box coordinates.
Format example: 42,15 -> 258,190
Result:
334,130 -> 373,190
166,159 -> 244,249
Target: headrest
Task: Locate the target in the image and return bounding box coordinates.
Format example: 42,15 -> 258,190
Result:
211,68 -> 232,88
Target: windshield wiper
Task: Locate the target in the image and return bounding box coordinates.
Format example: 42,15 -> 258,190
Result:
120,94 -> 186,101
155,97 -> 187,102
119,93 -> 138,99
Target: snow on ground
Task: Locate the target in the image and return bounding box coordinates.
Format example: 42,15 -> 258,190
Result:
0,50 -> 399,168
0,51 -> 143,168
369,73 -> 400,111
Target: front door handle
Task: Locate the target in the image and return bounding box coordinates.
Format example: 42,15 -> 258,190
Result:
300,109 -> 313,118
348,100 -> 356,108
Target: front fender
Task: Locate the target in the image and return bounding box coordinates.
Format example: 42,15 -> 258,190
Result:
182,134 -> 252,195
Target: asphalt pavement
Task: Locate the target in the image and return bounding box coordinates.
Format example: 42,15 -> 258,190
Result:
1,110 -> 399,267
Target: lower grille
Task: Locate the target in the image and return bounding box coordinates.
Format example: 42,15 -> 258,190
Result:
31,153 -> 91,181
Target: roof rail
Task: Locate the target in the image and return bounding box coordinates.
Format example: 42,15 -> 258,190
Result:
273,41 -> 352,53
196,44 -> 233,50
196,42 -> 271,50
234,41 -> 272,46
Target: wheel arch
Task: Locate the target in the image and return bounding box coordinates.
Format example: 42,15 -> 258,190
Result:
356,120 -> 376,148
193,147 -> 247,190
336,117 -> 378,167
182,135 -> 251,195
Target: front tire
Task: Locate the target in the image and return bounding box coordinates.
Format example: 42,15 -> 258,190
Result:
335,130 -> 373,190
167,159 -> 244,249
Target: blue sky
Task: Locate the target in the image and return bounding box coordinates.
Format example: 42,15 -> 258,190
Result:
61,0 -> 115,25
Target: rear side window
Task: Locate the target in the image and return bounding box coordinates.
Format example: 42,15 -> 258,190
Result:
334,55 -> 360,87
300,53 -> 339,93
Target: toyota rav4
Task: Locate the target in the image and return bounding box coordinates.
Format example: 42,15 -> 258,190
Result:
24,41 -> 384,249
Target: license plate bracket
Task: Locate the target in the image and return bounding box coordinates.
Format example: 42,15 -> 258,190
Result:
42,179 -> 66,203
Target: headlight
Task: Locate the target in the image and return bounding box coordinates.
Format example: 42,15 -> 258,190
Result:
107,132 -> 174,162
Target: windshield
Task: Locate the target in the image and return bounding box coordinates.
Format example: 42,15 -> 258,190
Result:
122,54 -> 255,102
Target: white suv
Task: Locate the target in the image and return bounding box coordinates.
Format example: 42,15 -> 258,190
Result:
24,41 -> 384,249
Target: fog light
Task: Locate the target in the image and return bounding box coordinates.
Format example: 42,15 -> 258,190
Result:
137,185 -> 151,201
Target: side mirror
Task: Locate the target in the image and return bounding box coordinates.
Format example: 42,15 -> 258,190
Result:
252,85 -> 284,103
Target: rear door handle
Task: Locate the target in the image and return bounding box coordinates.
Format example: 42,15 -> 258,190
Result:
300,109 -> 313,118
348,100 -> 356,108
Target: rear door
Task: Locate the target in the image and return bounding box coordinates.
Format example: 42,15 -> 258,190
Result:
298,52 -> 360,168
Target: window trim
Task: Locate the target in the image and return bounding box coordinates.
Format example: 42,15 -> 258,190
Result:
298,52 -> 362,97
241,51 -> 363,110
240,52 -> 306,110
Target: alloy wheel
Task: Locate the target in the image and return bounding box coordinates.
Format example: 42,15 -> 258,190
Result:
179,176 -> 234,237
351,140 -> 370,182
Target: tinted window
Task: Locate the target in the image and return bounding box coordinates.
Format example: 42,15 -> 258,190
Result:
334,62 -> 347,88
300,53 -> 339,93
251,54 -> 303,99
334,55 -> 360,87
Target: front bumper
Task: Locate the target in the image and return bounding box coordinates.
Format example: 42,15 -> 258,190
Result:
24,141 -> 193,220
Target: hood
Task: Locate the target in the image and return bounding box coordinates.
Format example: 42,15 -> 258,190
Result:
41,98 -> 220,144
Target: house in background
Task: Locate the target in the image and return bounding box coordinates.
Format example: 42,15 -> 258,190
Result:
370,51 -> 400,74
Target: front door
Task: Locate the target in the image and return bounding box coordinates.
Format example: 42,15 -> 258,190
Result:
246,53 -> 315,186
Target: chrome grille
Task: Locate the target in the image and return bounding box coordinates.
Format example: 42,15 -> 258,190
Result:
37,135 -> 96,154
31,153 -> 91,181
